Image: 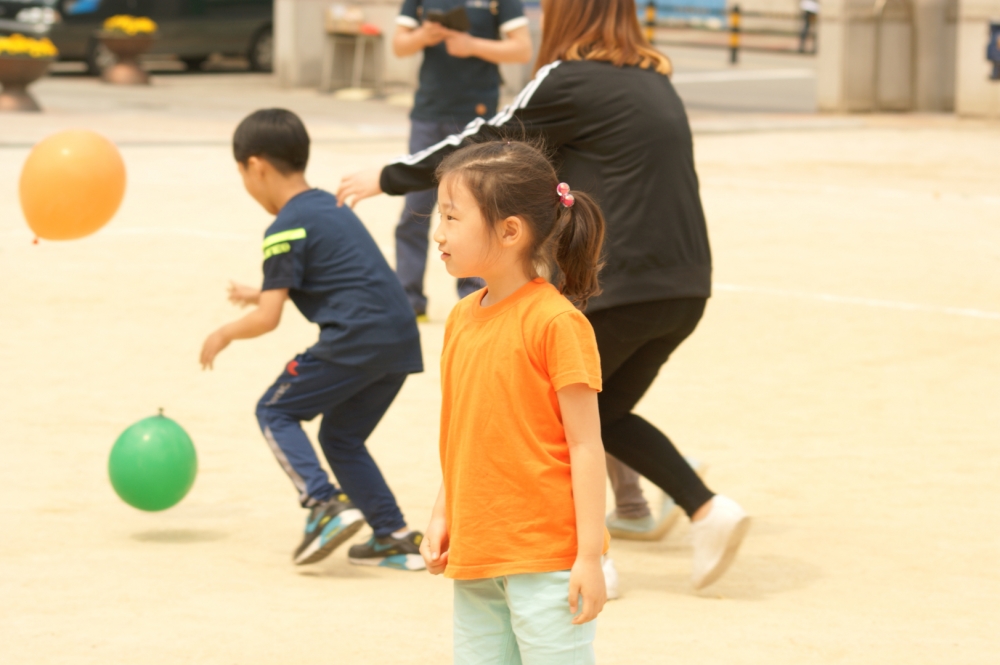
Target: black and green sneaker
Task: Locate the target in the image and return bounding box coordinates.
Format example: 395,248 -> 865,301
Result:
293,494 -> 365,565
348,531 -> 426,571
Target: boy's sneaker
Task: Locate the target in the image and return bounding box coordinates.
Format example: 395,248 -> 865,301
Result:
690,494 -> 750,590
348,531 -> 426,571
293,494 -> 365,566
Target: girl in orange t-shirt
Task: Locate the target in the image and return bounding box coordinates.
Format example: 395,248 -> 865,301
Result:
418,140 -> 609,665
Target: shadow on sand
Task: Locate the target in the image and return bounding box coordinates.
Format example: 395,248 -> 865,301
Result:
131,528 -> 229,544
620,554 -> 823,601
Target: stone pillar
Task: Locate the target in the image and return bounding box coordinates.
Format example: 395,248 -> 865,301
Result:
275,0 -> 329,87
818,0 -> 916,112
275,0 -> 417,88
816,0 -> 853,110
955,0 -> 1000,116
913,0 -> 958,110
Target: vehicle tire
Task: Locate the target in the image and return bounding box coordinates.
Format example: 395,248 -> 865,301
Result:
85,37 -> 116,77
181,56 -> 209,72
248,25 -> 273,73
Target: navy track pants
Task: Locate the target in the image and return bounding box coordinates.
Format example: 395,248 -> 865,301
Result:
256,352 -> 407,537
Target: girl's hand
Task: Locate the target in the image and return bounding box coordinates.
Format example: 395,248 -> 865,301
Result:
420,516 -> 450,575
336,168 -> 383,208
568,556 -> 607,624
227,281 -> 260,308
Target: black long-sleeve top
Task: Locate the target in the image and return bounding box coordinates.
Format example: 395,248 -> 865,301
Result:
380,59 -> 712,313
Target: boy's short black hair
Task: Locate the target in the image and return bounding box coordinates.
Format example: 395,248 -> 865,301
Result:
233,108 -> 310,174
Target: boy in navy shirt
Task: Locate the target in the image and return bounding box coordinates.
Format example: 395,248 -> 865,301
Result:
391,0 -> 531,317
200,109 -> 425,570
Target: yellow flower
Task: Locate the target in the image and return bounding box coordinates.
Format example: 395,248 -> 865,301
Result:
0,34 -> 59,58
103,15 -> 158,35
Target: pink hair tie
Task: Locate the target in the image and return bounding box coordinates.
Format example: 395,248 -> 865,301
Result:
557,182 -> 575,208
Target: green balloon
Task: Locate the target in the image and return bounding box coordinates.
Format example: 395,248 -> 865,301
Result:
109,413 -> 197,511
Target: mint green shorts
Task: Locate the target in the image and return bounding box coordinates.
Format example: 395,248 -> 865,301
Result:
453,570 -> 596,665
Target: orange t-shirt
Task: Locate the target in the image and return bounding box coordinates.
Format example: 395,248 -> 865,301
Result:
439,278 -> 609,580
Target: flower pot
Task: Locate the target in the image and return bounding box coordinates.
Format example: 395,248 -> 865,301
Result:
99,33 -> 156,85
0,55 -> 52,112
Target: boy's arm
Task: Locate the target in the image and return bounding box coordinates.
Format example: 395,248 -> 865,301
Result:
393,22 -> 447,57
200,288 -> 288,369
558,383 -> 608,624
443,25 -> 531,64
228,281 -> 261,307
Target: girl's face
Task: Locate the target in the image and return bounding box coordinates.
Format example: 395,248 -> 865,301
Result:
434,175 -> 497,280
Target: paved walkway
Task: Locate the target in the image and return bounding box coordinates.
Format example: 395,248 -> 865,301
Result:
1,63 -> 999,665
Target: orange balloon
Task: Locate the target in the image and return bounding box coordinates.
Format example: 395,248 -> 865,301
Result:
19,130 -> 126,241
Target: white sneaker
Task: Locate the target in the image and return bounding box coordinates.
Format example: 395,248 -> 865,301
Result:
690,495 -> 750,590
602,556 -> 621,600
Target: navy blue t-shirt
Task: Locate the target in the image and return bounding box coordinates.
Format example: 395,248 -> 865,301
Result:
261,189 -> 423,373
397,0 -> 526,124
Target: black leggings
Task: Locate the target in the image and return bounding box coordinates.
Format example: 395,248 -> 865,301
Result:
587,297 -> 715,518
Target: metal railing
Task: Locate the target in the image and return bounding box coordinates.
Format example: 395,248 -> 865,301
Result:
640,2 -> 814,62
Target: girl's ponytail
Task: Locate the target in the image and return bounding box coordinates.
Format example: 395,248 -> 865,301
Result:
553,190 -> 605,309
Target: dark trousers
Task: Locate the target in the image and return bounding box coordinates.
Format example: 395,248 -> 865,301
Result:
587,298 -> 715,518
256,353 -> 407,537
396,119 -> 484,315
799,11 -> 817,53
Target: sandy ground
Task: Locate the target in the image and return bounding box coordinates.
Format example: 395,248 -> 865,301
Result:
1,72 -> 1000,664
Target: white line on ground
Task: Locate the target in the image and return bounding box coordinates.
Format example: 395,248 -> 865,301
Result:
105,227 -> 256,241
690,118 -> 863,135
0,136 -> 407,149
672,69 -> 816,84
701,177 -> 1000,206
4,228 -> 994,320
715,283 -> 1000,321
0,227 -> 256,242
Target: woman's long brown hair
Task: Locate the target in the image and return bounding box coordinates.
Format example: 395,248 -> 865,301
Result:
534,0 -> 672,76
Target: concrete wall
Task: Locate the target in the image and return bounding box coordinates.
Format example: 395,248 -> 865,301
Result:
275,0 -> 418,88
913,0 -> 958,110
352,0 -> 421,86
818,0 -> 958,112
955,0 -> 1000,117
818,0 -> 914,111
275,0 -> 329,87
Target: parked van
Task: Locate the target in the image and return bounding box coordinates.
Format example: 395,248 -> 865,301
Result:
0,0 -> 273,75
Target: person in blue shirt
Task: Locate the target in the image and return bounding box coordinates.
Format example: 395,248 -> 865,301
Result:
200,109 -> 426,571
390,0 -> 532,318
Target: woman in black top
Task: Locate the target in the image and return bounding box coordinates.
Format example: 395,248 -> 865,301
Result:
338,0 -> 750,590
